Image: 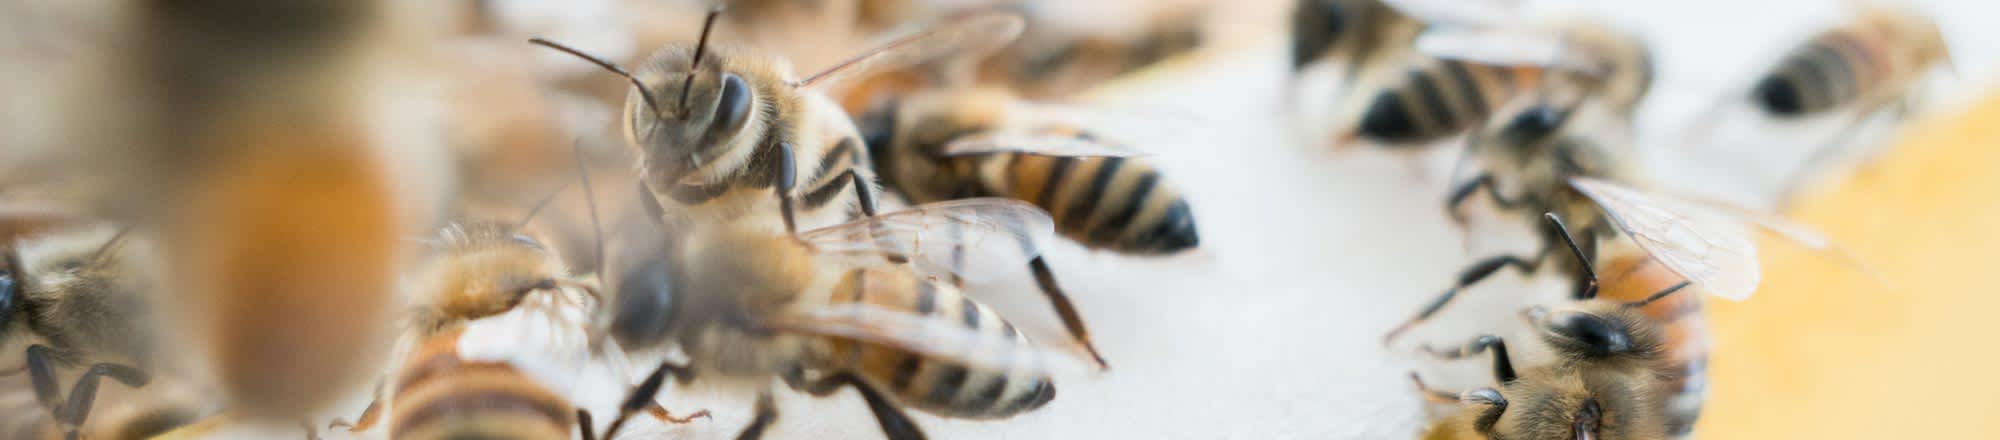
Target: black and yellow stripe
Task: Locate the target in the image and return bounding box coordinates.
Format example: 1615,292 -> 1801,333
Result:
817,270 -> 1056,420
388,330 -> 575,440
1754,28 -> 1891,117
1357,58 -> 1538,145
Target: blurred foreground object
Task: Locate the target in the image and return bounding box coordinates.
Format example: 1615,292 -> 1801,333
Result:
42,0 -> 439,421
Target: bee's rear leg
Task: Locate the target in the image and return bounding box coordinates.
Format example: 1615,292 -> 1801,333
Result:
1407,372 -> 1460,403
603,360 -> 698,440
797,373 -> 925,440
1420,334 -> 1517,384
735,392 -> 779,440
59,362 -> 150,432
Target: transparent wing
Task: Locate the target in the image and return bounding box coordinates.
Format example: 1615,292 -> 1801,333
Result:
1680,193 -> 1890,286
1416,28 -> 1608,76
940,132 -> 1149,158
1568,177 -> 1761,301
794,11 -> 1025,90
768,300 -> 1094,376
1382,0 -> 1523,28
800,198 -> 1053,284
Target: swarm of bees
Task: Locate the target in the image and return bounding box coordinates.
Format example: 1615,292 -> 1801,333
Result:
0,0 -> 1952,438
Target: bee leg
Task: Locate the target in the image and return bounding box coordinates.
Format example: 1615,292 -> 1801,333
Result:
1383,247 -> 1552,344
1541,212 -> 1600,300
328,378 -> 384,432
1407,372 -> 1460,403
603,360 -> 697,440
1445,173 -> 1518,227
1029,256 -> 1110,370
775,141 -> 800,237
801,373 -> 926,440
735,392 -> 779,440
24,345 -> 67,425
1463,387 -> 1509,434
846,168 -> 881,218
577,409 -> 596,440
1421,334 -> 1517,383
56,362 -> 150,436
299,419 -> 320,440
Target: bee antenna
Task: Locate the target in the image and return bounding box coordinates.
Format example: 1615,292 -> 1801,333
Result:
517,180 -> 576,232
678,4 -> 726,115
89,226 -> 133,267
572,141 -> 605,274
529,38 -> 667,118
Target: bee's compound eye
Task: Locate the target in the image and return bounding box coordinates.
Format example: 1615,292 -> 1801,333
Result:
1504,106 -> 1565,139
0,273 -> 16,330
713,73 -> 753,138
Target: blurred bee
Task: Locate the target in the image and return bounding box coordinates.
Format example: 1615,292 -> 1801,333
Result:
1290,0 -> 1544,148
1411,213 -> 1707,440
1739,4 -> 1950,122
974,0 -> 1209,100
594,199 -> 1103,440
1687,3 -> 1952,197
0,225 -> 174,439
531,9 -> 1025,238
1383,22 -> 1848,342
856,87 -> 1200,255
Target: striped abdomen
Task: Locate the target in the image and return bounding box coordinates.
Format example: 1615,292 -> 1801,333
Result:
1597,254 -> 1710,439
813,269 -> 1057,419
1753,27 -> 1897,117
1357,58 -> 1539,145
388,329 -> 575,440
959,142 -> 1198,254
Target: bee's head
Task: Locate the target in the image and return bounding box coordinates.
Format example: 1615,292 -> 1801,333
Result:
1490,371 -> 1660,440
624,46 -> 758,176
1534,307 -> 1660,361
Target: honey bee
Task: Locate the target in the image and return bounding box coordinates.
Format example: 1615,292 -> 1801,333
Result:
594,199 -> 1102,440
363,271 -> 697,440
974,0 -> 1210,100
1290,0 -> 1544,149
856,86 -> 1200,255
1410,213 -> 1707,440
1688,3 -> 1952,197
1383,23 -> 1846,341
0,225 -> 172,439
531,9 -> 1025,237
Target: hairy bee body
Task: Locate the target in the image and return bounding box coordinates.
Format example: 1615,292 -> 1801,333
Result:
1594,253 -> 1708,439
625,46 -> 877,233
386,327 -> 577,440
1751,9 -> 1946,117
664,226 -> 1058,420
862,88 -> 1199,254
1425,248 -> 1700,440
0,227 -> 154,370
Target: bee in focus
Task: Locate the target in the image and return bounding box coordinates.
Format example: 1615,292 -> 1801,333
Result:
1411,213 -> 1707,440
1688,3 -> 1952,198
594,199 -> 1103,440
0,225 -> 187,439
532,9 -> 1025,238
1290,0 -> 1544,149
857,86 -> 1200,255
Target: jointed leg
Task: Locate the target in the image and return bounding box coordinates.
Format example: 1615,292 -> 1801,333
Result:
602,360 -> 699,440
60,362 -> 148,429
1029,256 -> 1110,370
1542,212 -> 1600,300
25,345 -> 62,421
1421,334 -> 1517,384
735,392 -> 778,440
577,409 -> 597,440
1407,372 -> 1458,403
798,373 -> 926,440
1446,173 -> 1521,226
1384,246 -> 1553,344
